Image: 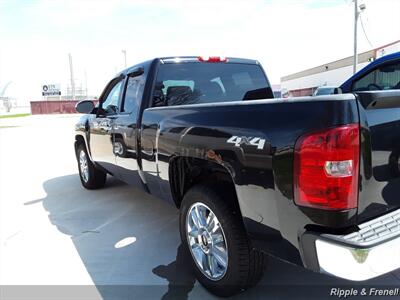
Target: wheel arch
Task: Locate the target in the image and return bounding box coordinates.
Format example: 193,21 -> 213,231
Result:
74,134 -> 85,148
169,156 -> 242,216
74,133 -> 92,161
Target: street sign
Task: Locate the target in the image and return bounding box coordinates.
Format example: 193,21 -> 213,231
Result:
42,84 -> 61,96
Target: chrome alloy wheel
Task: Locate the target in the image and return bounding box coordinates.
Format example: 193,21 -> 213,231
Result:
186,202 -> 228,281
79,150 -> 89,183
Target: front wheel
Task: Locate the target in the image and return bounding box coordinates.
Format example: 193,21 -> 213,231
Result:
179,184 -> 264,297
76,143 -> 107,189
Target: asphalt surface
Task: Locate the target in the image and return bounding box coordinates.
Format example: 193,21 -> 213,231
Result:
0,114 -> 399,300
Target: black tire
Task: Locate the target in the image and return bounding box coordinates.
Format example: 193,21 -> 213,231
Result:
179,184 -> 264,297
76,143 -> 107,189
114,137 -> 127,158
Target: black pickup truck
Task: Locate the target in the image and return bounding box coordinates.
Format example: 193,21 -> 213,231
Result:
75,56 -> 400,296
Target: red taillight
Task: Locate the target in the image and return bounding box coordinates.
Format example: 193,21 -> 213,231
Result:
294,124 -> 360,210
198,56 -> 228,63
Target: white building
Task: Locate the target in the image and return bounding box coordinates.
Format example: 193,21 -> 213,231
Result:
281,40 -> 400,97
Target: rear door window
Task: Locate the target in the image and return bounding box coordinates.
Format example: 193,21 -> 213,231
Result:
152,63 -> 272,107
122,75 -> 146,118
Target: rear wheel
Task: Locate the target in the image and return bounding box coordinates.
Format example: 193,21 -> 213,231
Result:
76,143 -> 107,189
179,184 -> 264,297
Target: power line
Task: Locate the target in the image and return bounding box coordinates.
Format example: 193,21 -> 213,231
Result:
360,14 -> 374,48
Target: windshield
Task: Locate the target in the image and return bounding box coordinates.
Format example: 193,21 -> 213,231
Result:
153,62 -> 272,107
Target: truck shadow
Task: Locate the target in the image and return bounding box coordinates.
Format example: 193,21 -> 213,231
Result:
37,174 -> 199,299
152,244 -> 196,300
35,174 -> 399,300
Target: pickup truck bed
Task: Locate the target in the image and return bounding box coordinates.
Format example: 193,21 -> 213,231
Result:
74,56 -> 400,296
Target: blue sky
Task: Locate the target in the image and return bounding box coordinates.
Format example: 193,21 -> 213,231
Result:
0,0 -> 399,102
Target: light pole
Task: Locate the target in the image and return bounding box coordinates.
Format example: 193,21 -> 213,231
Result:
68,53 -> 76,100
122,50 -> 127,68
84,69 -> 88,99
353,1 -> 366,74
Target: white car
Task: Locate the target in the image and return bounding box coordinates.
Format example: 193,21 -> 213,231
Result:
313,86 -> 341,96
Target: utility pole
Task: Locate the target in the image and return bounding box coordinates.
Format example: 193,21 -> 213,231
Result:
353,0 -> 359,74
122,50 -> 127,68
68,53 -> 76,100
353,1 -> 367,74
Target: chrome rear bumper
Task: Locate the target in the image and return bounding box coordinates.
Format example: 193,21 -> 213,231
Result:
307,209 -> 400,281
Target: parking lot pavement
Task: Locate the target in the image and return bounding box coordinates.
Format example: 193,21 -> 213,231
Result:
1,114 -> 399,300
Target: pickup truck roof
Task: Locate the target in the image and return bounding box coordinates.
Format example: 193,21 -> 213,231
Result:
159,56 -> 260,65
117,56 -> 262,80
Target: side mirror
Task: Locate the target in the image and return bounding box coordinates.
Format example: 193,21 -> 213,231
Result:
76,100 -> 95,114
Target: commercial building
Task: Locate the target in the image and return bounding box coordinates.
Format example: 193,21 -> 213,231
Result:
281,40 -> 400,97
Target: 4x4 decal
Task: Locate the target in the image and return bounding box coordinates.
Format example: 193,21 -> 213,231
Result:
227,136 -> 266,150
